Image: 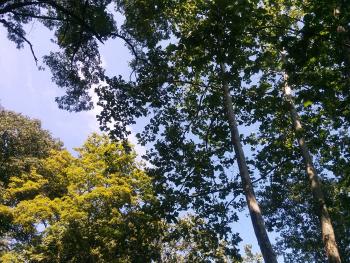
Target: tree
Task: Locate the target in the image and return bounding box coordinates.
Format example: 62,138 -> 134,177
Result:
96,1 -> 278,261
0,110 -> 61,186
159,215 -> 240,263
1,133 -> 162,262
246,1 -> 347,262
1,2 -> 249,260
282,57 -> 340,262
0,0 -> 138,111
3,1 -> 349,262
97,1 -> 349,261
239,1 -> 349,261
0,109 -> 61,251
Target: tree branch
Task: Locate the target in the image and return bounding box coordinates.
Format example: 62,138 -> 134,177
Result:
0,1 -> 41,15
10,11 -> 66,21
0,18 -> 38,64
110,32 -> 147,64
191,183 -> 242,198
251,158 -> 291,185
41,0 -> 105,43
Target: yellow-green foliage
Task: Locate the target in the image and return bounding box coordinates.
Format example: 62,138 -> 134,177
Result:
1,133 -> 161,262
0,110 -> 62,187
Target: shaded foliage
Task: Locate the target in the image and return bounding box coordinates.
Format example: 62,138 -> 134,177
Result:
2,0 -> 350,262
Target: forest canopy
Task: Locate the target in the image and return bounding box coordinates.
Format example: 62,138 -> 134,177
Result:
1,1 -> 350,262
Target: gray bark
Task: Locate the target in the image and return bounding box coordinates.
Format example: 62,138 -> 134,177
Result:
282,71 -> 341,263
220,63 -> 278,263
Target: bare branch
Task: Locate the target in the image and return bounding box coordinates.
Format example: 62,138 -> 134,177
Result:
178,169 -> 195,194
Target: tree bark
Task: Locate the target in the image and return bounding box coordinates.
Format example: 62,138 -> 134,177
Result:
282,71 -> 341,263
220,63 -> 278,263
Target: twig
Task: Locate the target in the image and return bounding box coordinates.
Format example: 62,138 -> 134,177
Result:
251,158 -> 291,185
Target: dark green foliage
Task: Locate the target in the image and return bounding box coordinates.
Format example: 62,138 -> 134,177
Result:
2,0 -> 350,261
1,1 -> 117,111
0,110 -> 61,187
96,0 -> 263,258
243,2 -> 350,260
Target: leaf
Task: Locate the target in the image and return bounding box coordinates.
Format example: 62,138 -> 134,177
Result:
303,100 -> 313,108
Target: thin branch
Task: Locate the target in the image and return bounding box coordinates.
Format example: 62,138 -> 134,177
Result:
191,183 -> 242,198
10,11 -> 66,21
129,67 -> 137,82
225,195 -> 239,209
40,0 -> 105,43
0,18 -> 38,64
69,39 -> 82,70
110,32 -> 147,64
58,23 -> 69,45
251,158 -> 291,185
0,1 -> 41,15
204,115 -> 215,150
168,79 -> 213,90
184,84 -> 209,133
177,167 -> 197,195
247,25 -> 301,34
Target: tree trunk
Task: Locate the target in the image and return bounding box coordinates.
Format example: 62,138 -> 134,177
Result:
282,71 -> 341,263
220,63 -> 278,263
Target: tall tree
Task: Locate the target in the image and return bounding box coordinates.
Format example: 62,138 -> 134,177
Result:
3,1 -> 349,261
1,2 -> 247,260
241,1 -> 349,261
97,0 -> 277,261
281,54 -> 341,262
104,1 -> 349,261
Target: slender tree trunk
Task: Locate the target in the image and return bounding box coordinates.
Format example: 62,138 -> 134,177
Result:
220,63 -> 278,263
282,71 -> 341,263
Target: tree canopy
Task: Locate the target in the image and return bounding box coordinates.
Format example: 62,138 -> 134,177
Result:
0,110 -> 61,186
1,133 -> 162,262
1,1 -> 350,262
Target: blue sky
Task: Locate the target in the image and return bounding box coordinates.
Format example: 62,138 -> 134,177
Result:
0,24 -> 136,152
0,22 -> 278,259
0,25 -> 99,151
